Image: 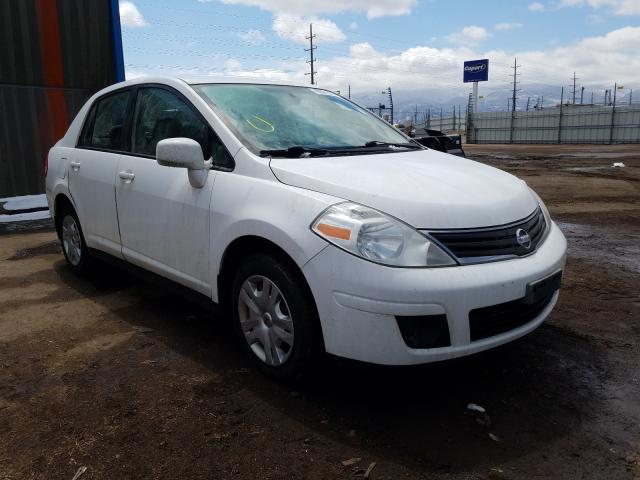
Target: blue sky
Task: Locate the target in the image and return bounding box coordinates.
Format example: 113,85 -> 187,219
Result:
119,0 -> 639,106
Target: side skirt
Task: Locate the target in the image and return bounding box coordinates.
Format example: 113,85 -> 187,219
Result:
88,248 -> 220,315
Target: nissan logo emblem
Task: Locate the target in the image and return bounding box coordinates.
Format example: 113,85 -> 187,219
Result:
516,228 -> 532,249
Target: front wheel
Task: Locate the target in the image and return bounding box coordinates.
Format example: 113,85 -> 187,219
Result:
231,254 -> 321,381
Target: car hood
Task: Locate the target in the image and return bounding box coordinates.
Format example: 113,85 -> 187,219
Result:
269,149 -> 539,229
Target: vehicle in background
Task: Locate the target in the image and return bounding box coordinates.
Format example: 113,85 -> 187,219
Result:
411,127 -> 466,157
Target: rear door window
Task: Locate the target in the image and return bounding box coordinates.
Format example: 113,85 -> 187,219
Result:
79,90 -> 130,151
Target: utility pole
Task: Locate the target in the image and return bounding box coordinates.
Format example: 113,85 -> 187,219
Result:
571,72 -> 579,104
511,58 -> 520,112
414,104 -> 418,126
590,91 -> 594,104
348,84 -> 351,99
609,83 -> 618,144
580,86 -> 584,104
526,97 -> 530,111
630,89 -> 633,105
304,23 -> 316,85
558,86 -> 564,144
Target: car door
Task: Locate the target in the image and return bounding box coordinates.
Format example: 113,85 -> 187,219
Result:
69,89 -> 131,257
115,85 -> 230,295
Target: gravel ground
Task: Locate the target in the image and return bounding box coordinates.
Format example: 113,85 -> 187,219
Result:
0,144 -> 639,479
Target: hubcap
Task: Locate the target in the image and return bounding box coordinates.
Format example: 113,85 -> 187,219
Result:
238,275 -> 294,366
61,215 -> 82,266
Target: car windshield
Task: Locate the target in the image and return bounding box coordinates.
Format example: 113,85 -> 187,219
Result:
194,83 -> 412,156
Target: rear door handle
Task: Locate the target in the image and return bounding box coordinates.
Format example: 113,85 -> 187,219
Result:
118,170 -> 135,183
70,160 -> 81,171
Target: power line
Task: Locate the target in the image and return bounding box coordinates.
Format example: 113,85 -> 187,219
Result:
132,0 -> 455,52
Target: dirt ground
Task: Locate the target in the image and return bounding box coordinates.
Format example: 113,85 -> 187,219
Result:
1,144 -> 639,479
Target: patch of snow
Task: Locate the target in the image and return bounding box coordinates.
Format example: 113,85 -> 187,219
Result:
467,403 -> 486,413
0,210 -> 51,223
0,194 -> 47,211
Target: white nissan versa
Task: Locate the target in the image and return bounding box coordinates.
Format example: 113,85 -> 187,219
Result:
45,77 -> 567,379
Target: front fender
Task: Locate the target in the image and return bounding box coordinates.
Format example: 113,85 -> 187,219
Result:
209,172 -> 340,302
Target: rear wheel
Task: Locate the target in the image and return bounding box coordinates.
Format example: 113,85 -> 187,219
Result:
231,254 -> 320,380
58,206 -> 93,274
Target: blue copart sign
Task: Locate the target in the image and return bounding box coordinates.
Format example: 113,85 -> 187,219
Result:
463,59 -> 489,83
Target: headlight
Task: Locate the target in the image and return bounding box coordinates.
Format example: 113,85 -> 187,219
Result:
311,202 -> 456,267
528,188 -> 552,227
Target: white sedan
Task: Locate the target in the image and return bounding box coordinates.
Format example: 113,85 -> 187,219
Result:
45,77 -> 567,379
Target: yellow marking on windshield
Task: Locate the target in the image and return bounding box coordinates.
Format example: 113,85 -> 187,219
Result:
246,115 -> 275,133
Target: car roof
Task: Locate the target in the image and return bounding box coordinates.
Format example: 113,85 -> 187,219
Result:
177,75 -> 310,88
109,75 -> 312,90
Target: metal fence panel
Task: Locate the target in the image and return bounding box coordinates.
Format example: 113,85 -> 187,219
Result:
465,105 -> 640,144
0,85 -> 91,197
0,0 -> 120,197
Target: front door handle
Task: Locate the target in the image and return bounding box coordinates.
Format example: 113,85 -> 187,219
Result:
118,170 -> 135,183
70,160 -> 81,171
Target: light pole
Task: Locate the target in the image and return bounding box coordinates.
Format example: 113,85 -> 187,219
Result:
382,87 -> 394,124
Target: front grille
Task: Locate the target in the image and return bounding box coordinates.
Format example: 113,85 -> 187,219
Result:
428,208 -> 546,264
469,291 -> 555,342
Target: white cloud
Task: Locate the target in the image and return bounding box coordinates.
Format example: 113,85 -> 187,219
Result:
212,0 -> 417,19
495,22 -> 523,30
528,2 -> 546,11
446,26 -> 490,45
238,29 -> 266,44
124,69 -> 148,80
587,13 -> 605,23
199,0 -> 416,49
119,1 -> 148,27
125,26 -> 640,108
208,26 -> 639,94
223,58 -> 243,72
273,14 -> 346,44
349,22 -> 359,30
555,0 -> 640,15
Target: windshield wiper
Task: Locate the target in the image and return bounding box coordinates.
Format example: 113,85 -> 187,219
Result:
259,146 -> 328,158
260,141 -> 422,158
362,141 -> 423,150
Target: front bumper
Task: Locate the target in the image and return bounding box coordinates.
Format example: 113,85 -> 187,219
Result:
302,221 -> 567,365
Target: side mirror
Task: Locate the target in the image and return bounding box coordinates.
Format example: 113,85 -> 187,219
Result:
156,138 -> 207,188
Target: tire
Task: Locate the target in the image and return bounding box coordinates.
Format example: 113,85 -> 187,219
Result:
58,205 -> 94,275
231,253 -> 321,381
